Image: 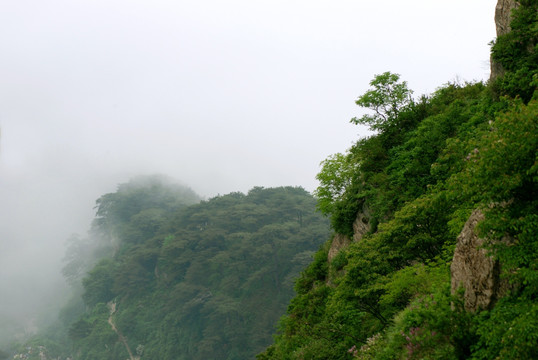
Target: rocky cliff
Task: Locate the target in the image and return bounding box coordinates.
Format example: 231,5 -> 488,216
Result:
490,0 -> 519,80
327,205 -> 371,262
450,210 -> 506,311
450,0 -> 520,312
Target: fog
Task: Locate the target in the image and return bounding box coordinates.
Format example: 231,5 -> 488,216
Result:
0,0 -> 495,343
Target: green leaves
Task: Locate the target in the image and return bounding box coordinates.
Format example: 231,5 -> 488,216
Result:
351,72 -> 413,131
81,259 -> 117,307
265,71 -> 536,358
491,1 -> 538,102
473,299 -> 538,360
91,174 -> 200,245
315,152 -> 359,217
71,186 -> 330,360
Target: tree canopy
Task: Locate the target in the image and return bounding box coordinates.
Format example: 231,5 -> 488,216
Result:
13,181 -> 330,360
259,3 -> 538,358
350,71 -> 413,131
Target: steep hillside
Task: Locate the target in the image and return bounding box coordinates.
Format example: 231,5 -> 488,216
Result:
259,1 -> 537,359
10,177 -> 330,359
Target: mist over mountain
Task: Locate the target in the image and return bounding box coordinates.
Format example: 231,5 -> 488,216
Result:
3,1 -> 534,359
3,176 -> 330,359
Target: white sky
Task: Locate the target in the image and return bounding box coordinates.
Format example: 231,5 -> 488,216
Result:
0,0 -> 496,334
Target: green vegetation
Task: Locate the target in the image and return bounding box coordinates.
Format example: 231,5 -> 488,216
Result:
350,71 -> 414,132
7,3 -> 537,359
259,2 -> 538,359
490,0 -> 538,102
11,176 -> 329,359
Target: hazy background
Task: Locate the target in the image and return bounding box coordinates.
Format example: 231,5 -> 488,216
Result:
1,0 -> 496,342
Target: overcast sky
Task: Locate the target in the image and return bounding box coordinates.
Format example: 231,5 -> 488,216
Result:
0,0 -> 496,337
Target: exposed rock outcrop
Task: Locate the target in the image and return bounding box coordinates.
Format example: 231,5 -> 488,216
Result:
328,205 -> 371,262
490,0 -> 520,80
495,0 -> 519,36
328,233 -> 352,262
450,209 -> 508,312
352,205 -> 371,243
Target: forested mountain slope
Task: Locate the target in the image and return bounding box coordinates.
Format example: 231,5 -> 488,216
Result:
5,2 -> 536,359
9,177 -> 330,359
259,1 -> 537,359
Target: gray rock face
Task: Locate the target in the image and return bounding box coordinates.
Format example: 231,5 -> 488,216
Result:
450,209 -> 505,312
352,205 -> 371,243
327,205 -> 371,262
495,0 -> 519,36
490,0 -> 520,80
328,233 -> 351,262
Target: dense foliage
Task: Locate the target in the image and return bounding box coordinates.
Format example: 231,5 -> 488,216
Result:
5,3 -> 536,359
11,176 -> 330,359
259,3 -> 538,359
491,0 -> 538,102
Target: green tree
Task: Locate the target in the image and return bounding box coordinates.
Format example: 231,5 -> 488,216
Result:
351,72 -> 413,131
314,153 -> 358,216
52,185 -> 331,360
81,259 -> 116,307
